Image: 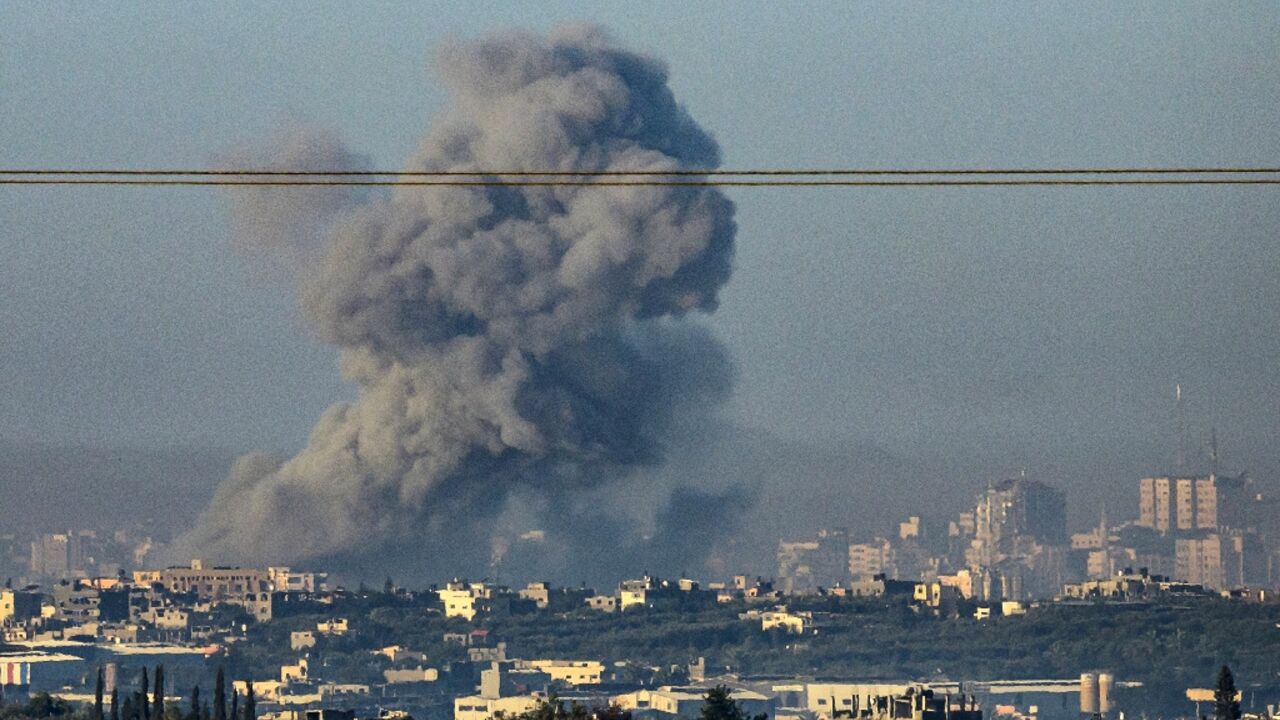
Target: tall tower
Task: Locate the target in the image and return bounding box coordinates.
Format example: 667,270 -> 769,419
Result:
1175,384 -> 1186,470
1209,426 -> 1219,475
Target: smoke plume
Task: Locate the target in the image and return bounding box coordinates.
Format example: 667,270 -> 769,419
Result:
179,25 -> 737,574
218,127 -> 372,275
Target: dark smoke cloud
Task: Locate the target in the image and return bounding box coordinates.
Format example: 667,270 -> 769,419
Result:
177,25 -> 737,574
218,127 -> 372,274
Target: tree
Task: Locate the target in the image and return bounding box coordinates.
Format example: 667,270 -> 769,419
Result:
700,686 -> 767,720
213,668 -> 226,720
243,681 -> 255,720
94,667 -> 105,720
189,686 -> 201,720
139,668 -> 150,720
153,666 -> 165,720
121,693 -> 136,720
111,687 -> 120,720
591,706 -> 632,720
1215,665 -> 1241,720
230,691 -> 239,720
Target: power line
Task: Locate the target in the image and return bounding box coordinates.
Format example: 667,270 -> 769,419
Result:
2,166 -> 1280,177
3,178 -> 1280,187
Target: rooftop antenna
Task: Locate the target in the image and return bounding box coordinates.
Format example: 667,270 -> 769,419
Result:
1209,426 -> 1219,476
1175,384 -> 1186,471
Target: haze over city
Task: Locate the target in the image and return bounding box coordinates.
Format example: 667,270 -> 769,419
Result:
1,6 -> 1279,720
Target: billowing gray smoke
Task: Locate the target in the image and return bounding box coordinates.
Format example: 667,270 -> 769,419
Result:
181,25 -> 737,573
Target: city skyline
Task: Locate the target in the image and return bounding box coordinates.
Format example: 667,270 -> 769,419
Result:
3,7 -> 1280,720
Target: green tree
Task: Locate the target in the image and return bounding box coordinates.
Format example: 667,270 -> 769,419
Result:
94,667 -> 105,720
229,691 -> 238,720
189,686 -> 201,720
153,665 -> 165,720
110,686 -> 119,720
213,668 -> 226,720
139,669 -> 150,720
700,686 -> 767,720
1214,665 -> 1241,720
243,681 -> 255,720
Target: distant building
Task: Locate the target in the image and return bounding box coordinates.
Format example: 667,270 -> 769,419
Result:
290,631 -> 317,651
30,533 -> 87,579
518,582 -> 551,609
1138,474 -> 1246,534
520,659 -> 604,686
965,478 -> 1068,600
848,539 -> 893,579
316,618 -> 349,635
1175,530 -> 1267,589
611,686 -> 774,720
0,590 -> 42,624
778,528 -> 851,594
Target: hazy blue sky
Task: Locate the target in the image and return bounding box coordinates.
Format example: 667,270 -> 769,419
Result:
3,2 -> 1279,533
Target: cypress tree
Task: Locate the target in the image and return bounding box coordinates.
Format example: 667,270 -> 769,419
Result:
230,692 -> 239,720
121,693 -> 135,720
189,686 -> 201,720
110,686 -> 120,720
213,668 -> 226,720
153,666 -> 165,720
243,681 -> 255,720
140,668 -> 150,720
1215,665 -> 1242,720
94,667 -> 105,720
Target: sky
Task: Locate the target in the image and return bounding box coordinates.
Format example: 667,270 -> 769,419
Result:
2,3 -> 1279,563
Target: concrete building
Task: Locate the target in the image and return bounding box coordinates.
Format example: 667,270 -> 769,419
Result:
316,618 -> 349,635
778,529 -> 851,594
453,694 -> 542,720
612,686 -> 774,720
148,560 -> 271,599
518,582 -> 551,609
1139,474 -> 1247,535
1175,530 -> 1267,589
290,631 -> 317,651
849,539 -> 893,579
965,478 -> 1069,600
0,590 -> 42,624
617,576 -> 685,610
29,533 -> 87,579
750,607 -> 812,634
268,567 -> 326,593
520,660 -> 604,686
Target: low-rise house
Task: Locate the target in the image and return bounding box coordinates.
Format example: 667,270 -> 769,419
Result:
759,607 -> 812,634
316,618 -> 349,635
290,631 -> 317,651
453,693 -> 543,720
520,659 -> 604,686
519,582 -> 551,609
612,686 -> 774,719
383,666 -> 440,684
281,658 -> 309,684
585,595 -> 618,613
374,645 -> 427,664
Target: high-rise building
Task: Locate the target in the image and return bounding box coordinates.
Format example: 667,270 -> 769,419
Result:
848,539 -> 893,579
1174,529 -> 1266,590
776,528 -> 850,594
965,478 -> 1068,600
968,478 -> 1067,565
29,532 -> 85,579
1138,474 -> 1247,535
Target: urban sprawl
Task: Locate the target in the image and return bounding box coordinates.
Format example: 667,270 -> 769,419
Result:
2,468 -> 1278,720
